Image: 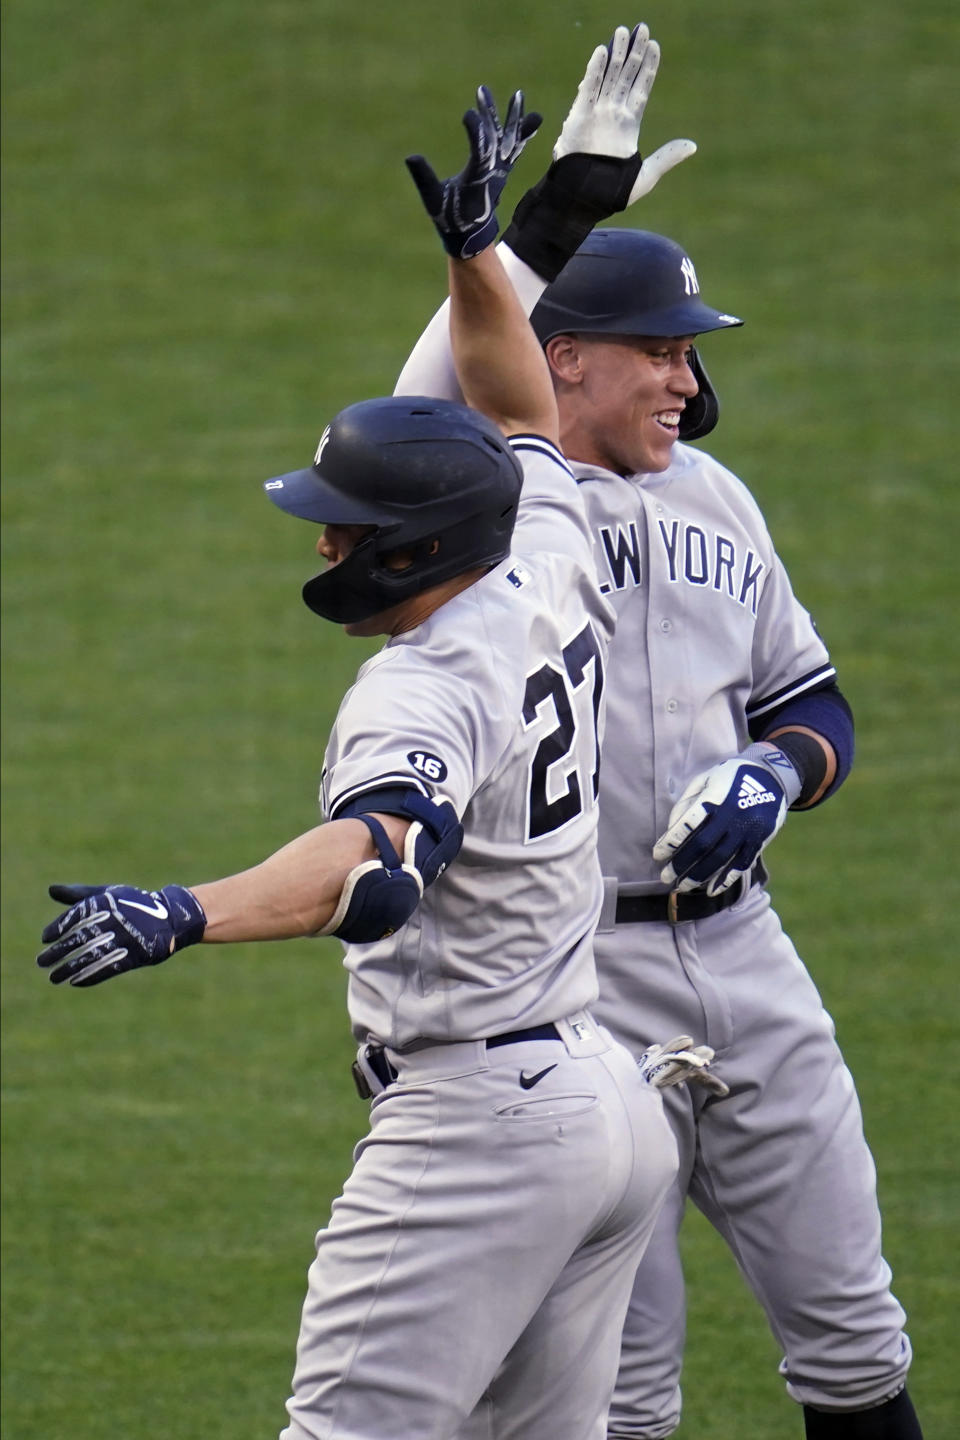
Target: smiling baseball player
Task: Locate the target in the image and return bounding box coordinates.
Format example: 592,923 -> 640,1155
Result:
38,86 -> 695,1440
395,25 -> 923,1440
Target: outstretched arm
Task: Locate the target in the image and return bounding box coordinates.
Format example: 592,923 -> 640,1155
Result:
406,85 -> 555,439
396,23 -> 695,401
36,812 -> 412,986
190,815 -> 410,941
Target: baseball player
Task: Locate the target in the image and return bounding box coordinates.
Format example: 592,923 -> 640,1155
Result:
37,88 -> 698,1440
394,26 -> 923,1440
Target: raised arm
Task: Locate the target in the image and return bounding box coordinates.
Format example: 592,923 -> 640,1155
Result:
406,86 -> 556,440
447,246 -> 557,440
396,23 -> 696,401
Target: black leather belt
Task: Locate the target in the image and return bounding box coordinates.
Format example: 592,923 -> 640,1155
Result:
486,1022 -> 560,1049
352,1023 -> 562,1098
615,862 -> 764,925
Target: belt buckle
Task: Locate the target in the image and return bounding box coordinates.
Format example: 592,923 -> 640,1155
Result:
667,890 -> 681,925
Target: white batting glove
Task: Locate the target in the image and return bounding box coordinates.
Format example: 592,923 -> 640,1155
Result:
553,23 -> 697,203
501,23 -> 697,282
653,745 -> 802,897
638,1034 -> 729,1098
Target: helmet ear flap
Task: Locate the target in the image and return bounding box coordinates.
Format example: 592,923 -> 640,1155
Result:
679,347 -> 719,442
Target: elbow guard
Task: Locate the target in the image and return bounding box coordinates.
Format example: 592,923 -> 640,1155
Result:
322,791 -> 463,944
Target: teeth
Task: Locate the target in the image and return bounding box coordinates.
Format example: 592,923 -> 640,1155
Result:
658,412 -> 681,425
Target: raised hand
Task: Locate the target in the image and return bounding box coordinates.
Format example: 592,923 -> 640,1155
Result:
553,23 -> 696,202
407,86 -> 541,258
502,23 -> 697,281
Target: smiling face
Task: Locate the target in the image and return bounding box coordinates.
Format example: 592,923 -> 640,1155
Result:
545,333 -> 701,477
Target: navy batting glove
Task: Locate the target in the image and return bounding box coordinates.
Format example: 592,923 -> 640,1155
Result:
406,86 -> 541,258
38,883 -> 206,988
653,746 -> 802,897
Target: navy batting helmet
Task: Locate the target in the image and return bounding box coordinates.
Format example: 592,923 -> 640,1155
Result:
530,229 -> 743,442
264,396 -> 523,624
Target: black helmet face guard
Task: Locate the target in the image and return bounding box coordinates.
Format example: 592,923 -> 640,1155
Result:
300,507 -> 517,624
302,532 -> 405,625
678,346 -> 718,443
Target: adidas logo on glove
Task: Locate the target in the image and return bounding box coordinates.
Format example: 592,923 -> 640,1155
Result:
737,773 -> 778,809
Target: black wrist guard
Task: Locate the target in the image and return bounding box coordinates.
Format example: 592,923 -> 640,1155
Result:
766,730 -> 828,808
501,152 -> 643,282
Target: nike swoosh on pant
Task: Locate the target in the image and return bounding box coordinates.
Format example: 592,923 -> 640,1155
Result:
519,1064 -> 558,1090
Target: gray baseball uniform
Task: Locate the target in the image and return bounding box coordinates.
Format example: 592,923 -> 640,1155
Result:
395,279 -> 913,1433
580,445 -> 912,1435
280,437 -> 678,1440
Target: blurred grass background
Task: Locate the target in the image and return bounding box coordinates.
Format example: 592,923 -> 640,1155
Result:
2,0 -> 957,1435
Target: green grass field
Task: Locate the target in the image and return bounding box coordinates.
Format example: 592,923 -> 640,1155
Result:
3,0 -> 958,1435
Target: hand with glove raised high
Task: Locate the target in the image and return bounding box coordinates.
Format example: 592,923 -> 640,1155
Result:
502,22 -> 697,280
407,86 -> 541,259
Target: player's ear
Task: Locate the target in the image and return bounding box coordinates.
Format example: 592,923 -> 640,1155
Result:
381,538 -> 441,574
544,334 -> 584,386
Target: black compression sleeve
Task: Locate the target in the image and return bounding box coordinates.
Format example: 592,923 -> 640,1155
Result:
768,730 -> 828,807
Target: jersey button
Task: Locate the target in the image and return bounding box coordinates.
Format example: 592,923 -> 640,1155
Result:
659,618 -> 673,633
666,699 -> 679,713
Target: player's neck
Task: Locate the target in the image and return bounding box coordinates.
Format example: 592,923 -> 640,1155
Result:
390,567 -> 490,634
344,566 -> 491,639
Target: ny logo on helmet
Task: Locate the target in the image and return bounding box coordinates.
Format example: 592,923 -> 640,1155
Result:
680,256 -> 700,297
314,427 -> 331,465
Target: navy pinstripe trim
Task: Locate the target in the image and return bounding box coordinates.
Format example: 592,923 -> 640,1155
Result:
508,433 -> 573,477
329,770 -> 432,820
747,664 -> 837,719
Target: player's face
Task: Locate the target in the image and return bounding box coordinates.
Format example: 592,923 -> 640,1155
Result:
555,334 -> 700,477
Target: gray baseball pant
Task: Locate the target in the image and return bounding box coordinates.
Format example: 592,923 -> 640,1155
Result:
280,1013 -> 678,1440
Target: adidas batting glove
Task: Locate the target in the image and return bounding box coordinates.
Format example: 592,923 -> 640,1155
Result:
38,883 -> 206,988
653,745 -> 803,897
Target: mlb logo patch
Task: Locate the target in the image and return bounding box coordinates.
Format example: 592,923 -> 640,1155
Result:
506,564 -> 531,589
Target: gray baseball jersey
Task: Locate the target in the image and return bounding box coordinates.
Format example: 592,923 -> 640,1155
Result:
281,436 -> 679,1440
319,436 -> 615,1050
579,444 -> 834,886
395,292 -> 913,1427
572,444 -> 912,1428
